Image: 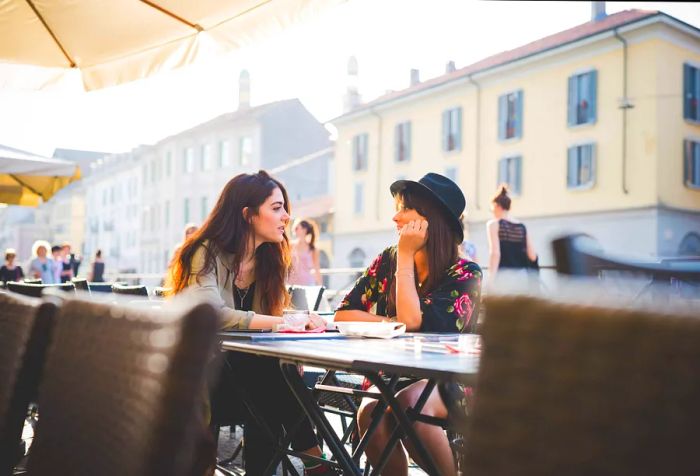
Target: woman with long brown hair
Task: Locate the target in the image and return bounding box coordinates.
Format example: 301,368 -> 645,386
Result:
166,170 -> 331,475
335,173 -> 481,476
289,218 -> 322,286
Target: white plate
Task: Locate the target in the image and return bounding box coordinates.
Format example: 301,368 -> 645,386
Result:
334,321 -> 406,339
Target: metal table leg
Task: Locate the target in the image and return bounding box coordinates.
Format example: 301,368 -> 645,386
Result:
280,360 -> 363,476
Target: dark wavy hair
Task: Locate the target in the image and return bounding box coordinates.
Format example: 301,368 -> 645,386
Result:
387,186 -> 461,314
167,170 -> 291,316
295,218 -> 318,250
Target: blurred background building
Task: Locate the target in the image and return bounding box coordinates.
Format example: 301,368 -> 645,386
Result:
330,6 -> 700,275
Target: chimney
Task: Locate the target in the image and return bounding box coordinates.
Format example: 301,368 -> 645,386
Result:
410,68 -> 420,86
591,1 -> 606,22
343,56 -> 361,113
238,69 -> 250,110
445,61 -> 456,73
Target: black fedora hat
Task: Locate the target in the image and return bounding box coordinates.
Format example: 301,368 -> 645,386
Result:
390,173 -> 466,242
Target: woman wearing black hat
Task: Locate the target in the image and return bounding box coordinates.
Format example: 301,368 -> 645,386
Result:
335,172 -> 481,476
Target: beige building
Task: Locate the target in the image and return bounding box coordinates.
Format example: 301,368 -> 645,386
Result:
331,8 -> 700,271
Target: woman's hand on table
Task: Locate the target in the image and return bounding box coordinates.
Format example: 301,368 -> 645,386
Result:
306,313 -> 327,330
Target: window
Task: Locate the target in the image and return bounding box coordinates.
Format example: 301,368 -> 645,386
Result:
184,147 -> 194,173
164,200 -> 170,227
183,198 -> 190,224
498,156 -> 522,195
394,122 -> 411,162
498,90 -> 523,140
354,182 -> 364,214
568,70 -> 597,126
442,107 -> 462,152
150,160 -> 157,183
239,137 -> 252,166
348,248 -> 366,268
684,140 -> 700,189
165,151 -> 172,177
445,167 -> 458,182
201,144 -> 212,171
684,64 -> 700,122
352,133 -> 368,171
219,140 -> 230,168
201,196 -> 208,220
567,144 -> 596,189
142,164 -> 148,186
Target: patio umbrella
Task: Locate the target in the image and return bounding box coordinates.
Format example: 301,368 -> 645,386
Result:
0,0 -> 343,91
0,144 -> 81,206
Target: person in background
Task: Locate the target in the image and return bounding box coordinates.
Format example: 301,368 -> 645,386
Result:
170,223 -> 199,264
0,248 -> 25,283
51,245 -> 63,284
88,249 -> 105,282
166,171 -> 331,475
28,240 -> 55,283
335,172 -> 482,476
59,242 -> 75,283
289,218 -> 322,286
486,184 -> 538,284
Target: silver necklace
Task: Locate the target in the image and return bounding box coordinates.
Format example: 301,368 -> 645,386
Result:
235,285 -> 250,304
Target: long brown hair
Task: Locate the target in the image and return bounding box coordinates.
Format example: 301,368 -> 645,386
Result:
166,170 -> 291,316
387,186 -> 462,314
295,218 -> 318,250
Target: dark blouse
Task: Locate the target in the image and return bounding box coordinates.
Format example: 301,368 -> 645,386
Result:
336,246 -> 482,333
233,282 -> 256,312
0,265 -> 24,283
498,219 -> 531,269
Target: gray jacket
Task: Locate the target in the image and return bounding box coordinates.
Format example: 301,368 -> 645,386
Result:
188,241 -> 261,329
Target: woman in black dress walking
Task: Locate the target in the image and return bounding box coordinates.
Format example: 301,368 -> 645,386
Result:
486,184 -> 538,284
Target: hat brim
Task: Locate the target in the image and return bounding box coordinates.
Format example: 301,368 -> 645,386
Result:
390,179 -> 464,242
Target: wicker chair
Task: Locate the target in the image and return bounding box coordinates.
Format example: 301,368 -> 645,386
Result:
111,283 -> 149,297
288,285 -> 325,311
70,278 -> 89,292
6,282 -> 75,298
462,293 -> 700,475
0,292 -> 58,475
26,295 -> 219,476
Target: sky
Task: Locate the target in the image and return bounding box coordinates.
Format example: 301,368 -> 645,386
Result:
0,1 -> 698,157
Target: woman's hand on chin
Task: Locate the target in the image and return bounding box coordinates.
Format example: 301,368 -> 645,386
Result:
398,219 -> 428,255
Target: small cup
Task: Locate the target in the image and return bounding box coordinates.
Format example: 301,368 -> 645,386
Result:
282,309 -> 310,331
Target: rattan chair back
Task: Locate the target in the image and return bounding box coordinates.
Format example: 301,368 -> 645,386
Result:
0,292 -> 57,475
112,283 -> 149,297
26,295 -> 219,476
6,282 -> 75,298
463,293 -> 700,475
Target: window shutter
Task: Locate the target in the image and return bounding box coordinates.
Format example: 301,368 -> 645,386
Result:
351,136 -> 358,170
498,158 -> 508,186
683,139 -> 693,186
567,147 -> 577,187
589,70 -> 598,123
455,108 -> 463,151
515,156 -> 523,195
498,95 -> 507,140
394,124 -> 400,162
516,91 -> 524,138
442,110 -> 449,151
361,134 -> 368,169
684,64 -> 692,120
567,76 -> 577,126
405,122 -> 412,161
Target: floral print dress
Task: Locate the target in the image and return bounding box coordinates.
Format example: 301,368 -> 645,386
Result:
337,246 -> 482,333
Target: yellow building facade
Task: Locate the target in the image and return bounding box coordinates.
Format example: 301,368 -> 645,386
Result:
331,10 -> 700,269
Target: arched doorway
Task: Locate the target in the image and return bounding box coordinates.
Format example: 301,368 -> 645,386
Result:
678,232 -> 700,256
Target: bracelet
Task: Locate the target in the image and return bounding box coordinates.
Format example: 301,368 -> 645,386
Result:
394,272 -> 415,279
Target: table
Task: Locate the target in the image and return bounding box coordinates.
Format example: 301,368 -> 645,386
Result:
220,333 -> 480,475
